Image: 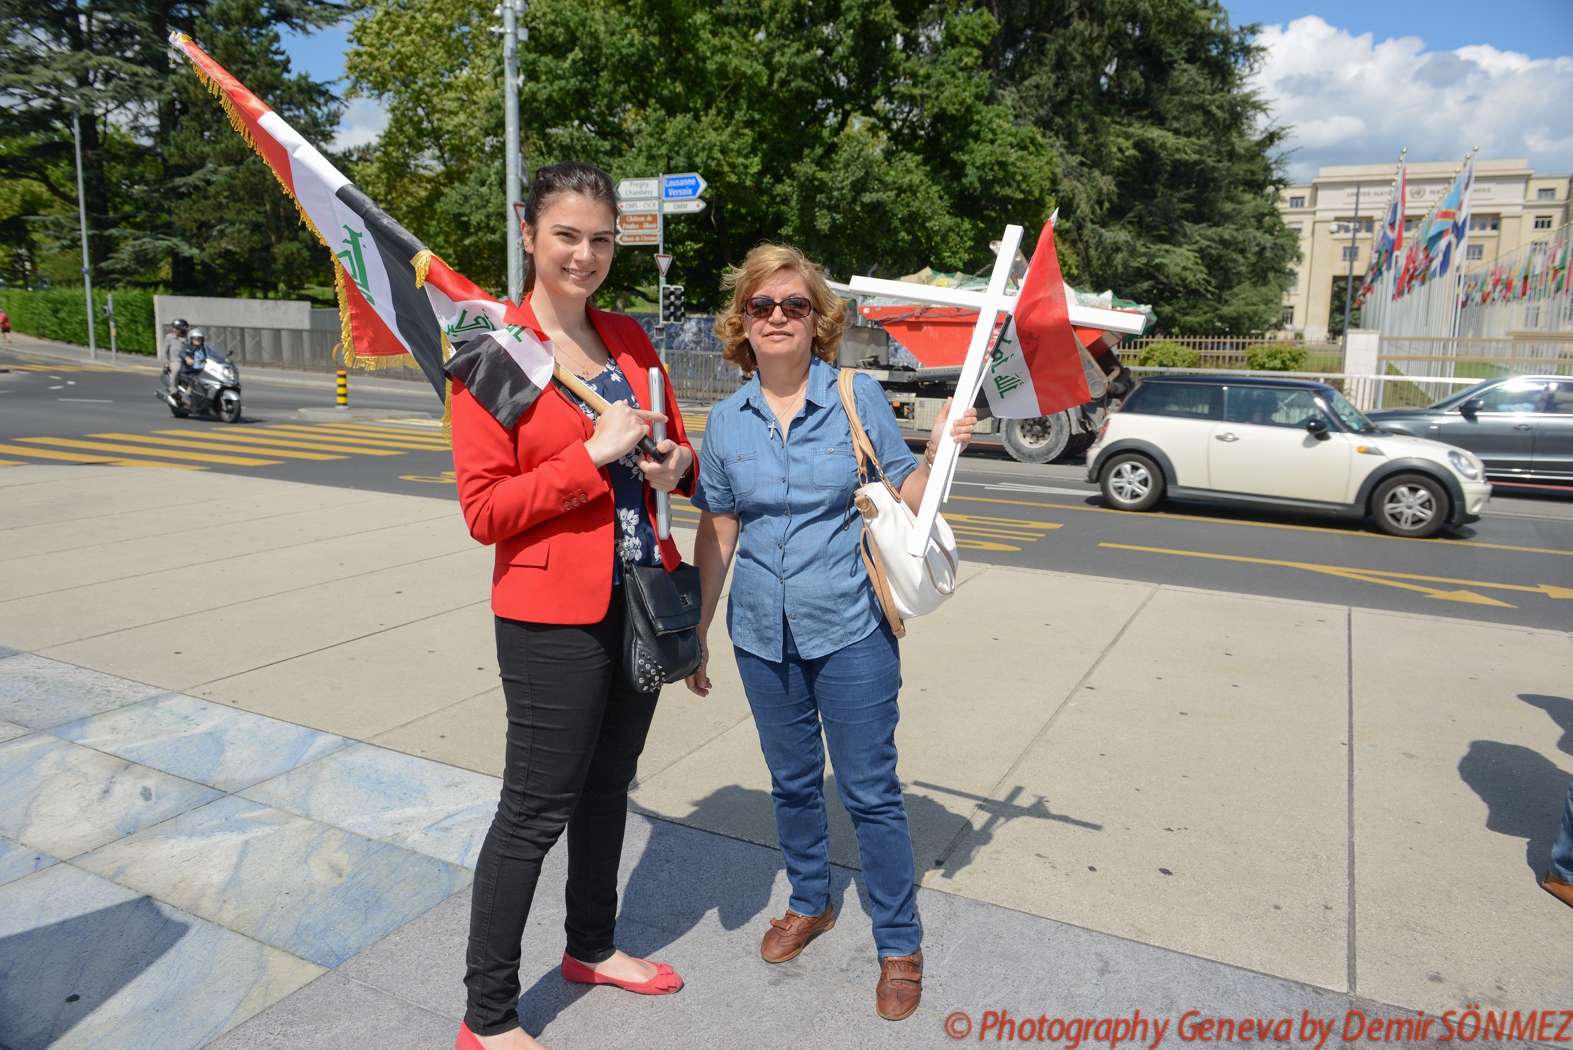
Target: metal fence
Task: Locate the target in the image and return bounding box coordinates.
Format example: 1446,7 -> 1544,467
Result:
1377,335 -> 1573,379
1116,336 -> 1344,372
176,324 -> 431,383
1126,366 -> 1480,411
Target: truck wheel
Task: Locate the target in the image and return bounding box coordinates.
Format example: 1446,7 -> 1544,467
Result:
1371,474 -> 1448,537
1099,452 -> 1164,511
1002,414 -> 1071,464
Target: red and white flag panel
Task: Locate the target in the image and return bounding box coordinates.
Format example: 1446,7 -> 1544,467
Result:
980,221 -> 1091,420
169,32 -> 555,405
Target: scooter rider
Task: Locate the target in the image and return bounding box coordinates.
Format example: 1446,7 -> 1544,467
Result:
161,318 -> 190,396
173,329 -> 207,404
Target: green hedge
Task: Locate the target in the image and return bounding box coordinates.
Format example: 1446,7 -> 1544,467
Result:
0,287 -> 159,354
1245,343 -> 1310,372
1135,341 -> 1201,368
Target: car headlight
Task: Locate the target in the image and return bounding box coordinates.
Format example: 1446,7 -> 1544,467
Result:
1447,450 -> 1481,481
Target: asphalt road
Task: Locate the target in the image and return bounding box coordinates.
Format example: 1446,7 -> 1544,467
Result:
4,341 -> 1570,630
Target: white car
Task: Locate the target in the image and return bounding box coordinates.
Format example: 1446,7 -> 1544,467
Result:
1085,376 -> 1492,538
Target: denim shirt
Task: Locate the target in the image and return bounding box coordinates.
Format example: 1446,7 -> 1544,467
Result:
692,356 -> 918,661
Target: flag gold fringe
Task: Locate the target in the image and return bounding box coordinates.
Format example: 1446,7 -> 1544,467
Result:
177,33 -> 417,374
412,249 -> 433,287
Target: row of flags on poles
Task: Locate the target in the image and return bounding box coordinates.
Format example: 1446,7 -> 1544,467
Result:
1459,224 -> 1573,307
171,31 -> 1098,431
1359,153 -> 1479,305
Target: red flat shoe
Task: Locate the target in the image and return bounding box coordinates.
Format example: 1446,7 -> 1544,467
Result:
560,952 -> 683,994
455,1022 -> 484,1050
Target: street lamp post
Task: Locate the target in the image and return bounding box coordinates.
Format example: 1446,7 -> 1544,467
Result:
501,0 -> 525,303
71,106 -> 98,359
1342,181 -> 1362,347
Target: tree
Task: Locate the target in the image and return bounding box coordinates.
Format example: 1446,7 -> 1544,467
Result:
981,0 -> 1299,334
345,0 -> 1058,308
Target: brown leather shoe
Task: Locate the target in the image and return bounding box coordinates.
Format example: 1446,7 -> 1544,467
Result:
876,948 -> 922,1020
760,904 -> 835,963
1544,871 -> 1573,909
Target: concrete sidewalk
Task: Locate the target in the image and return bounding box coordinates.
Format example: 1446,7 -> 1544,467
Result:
0,463 -> 1568,1048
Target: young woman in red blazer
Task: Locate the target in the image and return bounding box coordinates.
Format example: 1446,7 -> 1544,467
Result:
449,162 -> 695,1050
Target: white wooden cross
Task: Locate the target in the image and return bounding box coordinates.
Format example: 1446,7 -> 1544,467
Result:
848,225 -> 1146,556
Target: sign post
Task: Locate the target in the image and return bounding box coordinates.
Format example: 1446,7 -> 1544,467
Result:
617,172 -> 707,362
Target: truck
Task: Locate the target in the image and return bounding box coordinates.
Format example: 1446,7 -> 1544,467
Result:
830,274 -> 1153,463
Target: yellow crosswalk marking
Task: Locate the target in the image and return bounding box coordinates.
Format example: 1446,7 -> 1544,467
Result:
308,422 -> 447,440
0,459 -> 24,466
90,433 -> 346,462
18,437 -> 281,467
154,430 -> 405,456
681,413 -> 707,433
254,425 -> 450,450
307,426 -> 451,449
0,443 -> 203,469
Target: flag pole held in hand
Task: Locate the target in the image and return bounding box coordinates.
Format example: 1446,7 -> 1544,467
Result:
553,362 -> 662,458
649,367 -> 671,540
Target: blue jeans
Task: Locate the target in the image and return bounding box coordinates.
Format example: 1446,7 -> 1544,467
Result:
734,621 -> 921,958
1552,780 -> 1573,883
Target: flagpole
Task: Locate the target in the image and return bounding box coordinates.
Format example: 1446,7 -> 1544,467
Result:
906,224 -> 1023,557
71,105 -> 97,360
502,0 -> 524,303
1342,181 -> 1361,345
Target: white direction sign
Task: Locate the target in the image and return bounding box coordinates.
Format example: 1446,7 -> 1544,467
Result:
661,199 -> 706,214
655,253 -> 673,277
617,199 -> 658,214
616,231 -> 659,246
617,177 -> 660,200
662,172 -> 707,200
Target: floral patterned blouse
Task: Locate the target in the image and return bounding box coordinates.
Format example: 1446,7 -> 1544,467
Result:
558,358 -> 661,583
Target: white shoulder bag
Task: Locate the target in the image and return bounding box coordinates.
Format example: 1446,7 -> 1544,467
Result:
837,368 -> 959,638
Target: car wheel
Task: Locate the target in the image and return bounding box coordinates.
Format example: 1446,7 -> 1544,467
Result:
1002,414 -> 1071,464
1099,452 -> 1164,511
1371,473 -> 1448,538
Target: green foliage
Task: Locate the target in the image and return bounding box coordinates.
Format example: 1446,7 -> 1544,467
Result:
983,0 -> 1299,335
1135,341 -> 1200,367
1244,342 -> 1308,371
345,0 -> 1059,307
0,287 -> 159,352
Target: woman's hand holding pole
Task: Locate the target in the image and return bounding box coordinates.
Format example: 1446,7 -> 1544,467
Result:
897,396 -> 979,513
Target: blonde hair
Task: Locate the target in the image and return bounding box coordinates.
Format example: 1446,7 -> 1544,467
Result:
713,244 -> 847,376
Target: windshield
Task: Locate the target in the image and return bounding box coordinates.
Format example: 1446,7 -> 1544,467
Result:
1323,389 -> 1380,433
206,348 -> 229,363
1429,379 -> 1497,410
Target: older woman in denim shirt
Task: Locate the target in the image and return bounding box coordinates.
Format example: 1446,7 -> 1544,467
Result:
686,244 -> 975,1021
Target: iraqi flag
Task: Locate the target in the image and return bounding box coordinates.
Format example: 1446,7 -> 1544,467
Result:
169,32 -> 553,411
980,219 -> 1091,419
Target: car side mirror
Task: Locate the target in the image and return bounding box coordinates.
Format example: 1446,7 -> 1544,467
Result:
1460,398 -> 1484,418
1305,418 -> 1329,440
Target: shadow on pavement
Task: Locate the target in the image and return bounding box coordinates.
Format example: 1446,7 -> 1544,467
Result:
1518,693 -> 1573,755
1457,739 -> 1572,876
910,780 -> 1103,881
0,895 -> 188,1050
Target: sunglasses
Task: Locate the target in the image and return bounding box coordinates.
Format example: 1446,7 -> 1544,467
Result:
744,295 -> 814,320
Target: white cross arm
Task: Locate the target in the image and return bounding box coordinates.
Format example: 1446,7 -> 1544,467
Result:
846,275 -> 1148,336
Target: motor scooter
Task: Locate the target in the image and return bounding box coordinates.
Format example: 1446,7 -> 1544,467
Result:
157,348 -> 242,423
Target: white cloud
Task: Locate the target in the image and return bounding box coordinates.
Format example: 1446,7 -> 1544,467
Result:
332,97 -> 389,151
1251,16 -> 1573,182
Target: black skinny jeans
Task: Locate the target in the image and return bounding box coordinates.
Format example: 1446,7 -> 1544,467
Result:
464,600 -> 659,1036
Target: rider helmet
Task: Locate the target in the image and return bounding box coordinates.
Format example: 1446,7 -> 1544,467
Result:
188,328 -> 205,343
171,318 -> 188,333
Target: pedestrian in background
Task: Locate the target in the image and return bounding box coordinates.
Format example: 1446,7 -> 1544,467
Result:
448,161 -> 695,1050
685,243 -> 976,1021
0,308 -> 10,343
160,318 -> 189,395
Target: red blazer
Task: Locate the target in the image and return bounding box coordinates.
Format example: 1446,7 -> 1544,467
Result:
450,304 -> 695,624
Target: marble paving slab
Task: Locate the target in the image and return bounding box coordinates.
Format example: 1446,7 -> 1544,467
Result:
0,863 -> 323,1050
75,794 -> 472,967
0,653 -> 165,730
239,742 -> 501,868
0,735 -> 225,858
0,834 -> 57,888
50,693 -> 352,793
0,717 -> 30,742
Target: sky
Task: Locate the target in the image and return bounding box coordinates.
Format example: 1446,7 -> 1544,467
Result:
280,2 -> 1573,177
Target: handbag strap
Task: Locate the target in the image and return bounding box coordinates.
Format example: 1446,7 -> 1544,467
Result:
836,368 -> 881,486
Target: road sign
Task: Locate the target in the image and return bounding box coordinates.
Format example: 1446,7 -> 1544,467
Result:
661,199 -> 706,214
618,212 -> 658,232
617,177 -> 659,200
616,231 -> 659,246
617,200 -> 658,214
662,173 -> 707,200
655,253 -> 673,277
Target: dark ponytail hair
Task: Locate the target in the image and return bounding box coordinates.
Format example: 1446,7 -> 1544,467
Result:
521,160 -> 618,295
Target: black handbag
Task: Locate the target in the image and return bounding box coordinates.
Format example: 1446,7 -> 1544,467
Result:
620,559 -> 704,692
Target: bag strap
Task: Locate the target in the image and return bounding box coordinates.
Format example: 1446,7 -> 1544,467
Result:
837,368 -> 881,486
859,528 -> 907,639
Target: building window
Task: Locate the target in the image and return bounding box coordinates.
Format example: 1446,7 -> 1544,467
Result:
1538,188 -> 1556,201
1287,271 -> 1299,293
1342,246 -> 1359,261
1280,307 -> 1295,328
1288,196 -> 1305,208
1404,218 -> 1418,232
1535,215 -> 1554,230
1470,215 -> 1499,232
1466,244 -> 1484,261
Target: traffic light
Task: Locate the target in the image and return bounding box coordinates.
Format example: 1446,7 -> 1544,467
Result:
661,284 -> 685,326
